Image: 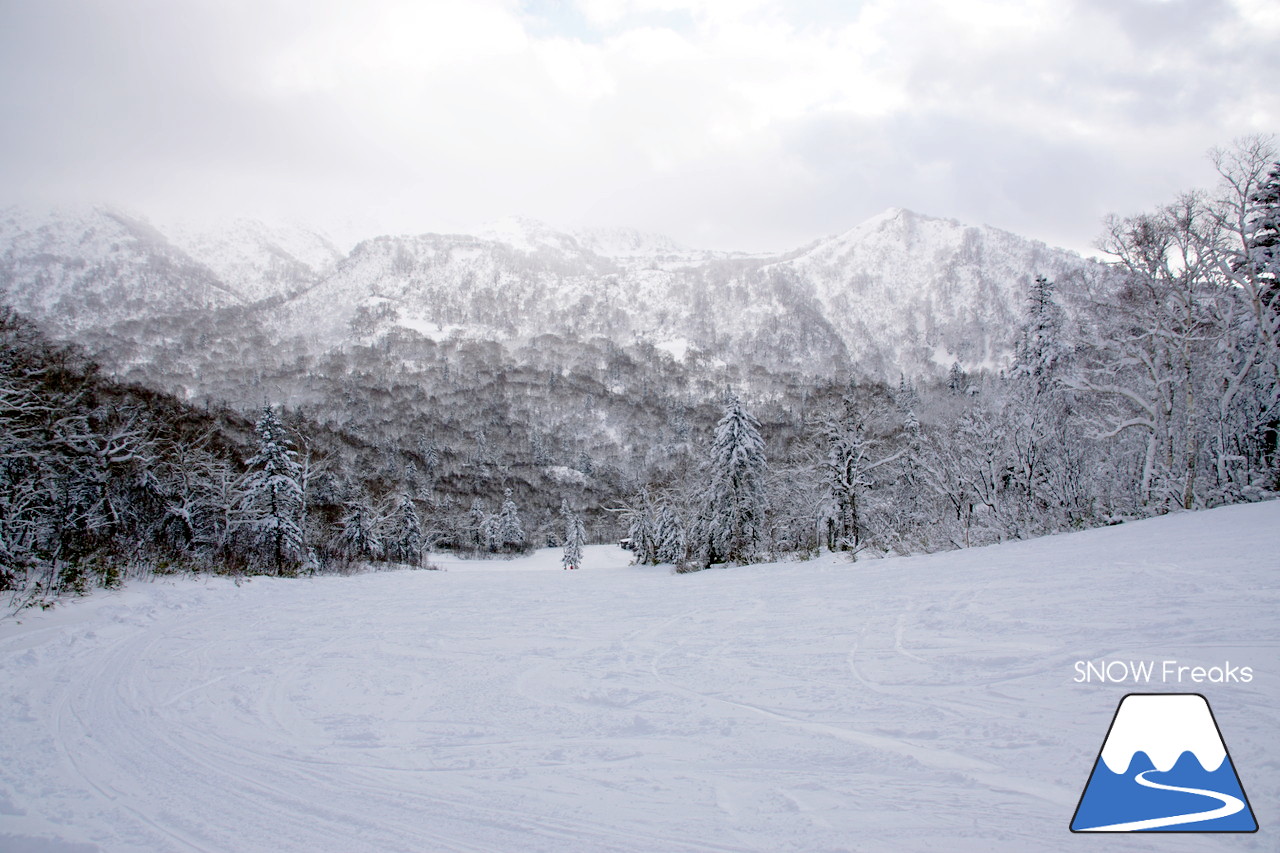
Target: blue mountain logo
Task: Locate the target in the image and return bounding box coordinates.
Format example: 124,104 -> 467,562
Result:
1071,693 -> 1257,832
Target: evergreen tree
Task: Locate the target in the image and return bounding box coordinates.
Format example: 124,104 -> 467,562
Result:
420,439 -> 441,486
887,406 -> 931,552
387,493 -> 423,565
1007,275 -> 1070,531
560,499 -> 585,570
1242,160 -> 1280,486
697,394 -> 767,566
481,513 -> 500,553
497,488 -> 525,552
895,375 -> 919,411
465,498 -> 488,551
531,431 -> 554,466
244,406 -> 304,574
338,495 -> 382,562
654,503 -> 685,566
1245,160 -> 1280,302
626,487 -> 659,564
1012,276 -> 1067,390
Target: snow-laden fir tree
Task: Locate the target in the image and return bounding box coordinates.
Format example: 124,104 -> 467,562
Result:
1012,276 -> 1068,391
497,488 -> 525,552
404,461 -> 420,499
244,406 -> 304,574
1245,159 -> 1280,300
1006,275 -> 1071,531
466,498 -> 488,551
387,493 -> 422,566
626,487 -> 659,564
482,514 -> 500,553
654,502 -> 685,566
560,499 -> 585,570
697,394 -> 767,567
420,439 -> 441,486
885,406 -> 931,553
1242,159 -> 1280,488
338,495 -> 382,562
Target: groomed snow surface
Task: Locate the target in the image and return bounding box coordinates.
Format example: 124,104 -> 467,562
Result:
2,502 -> 1277,852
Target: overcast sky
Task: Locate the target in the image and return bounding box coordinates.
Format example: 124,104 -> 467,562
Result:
1,0 -> 1276,254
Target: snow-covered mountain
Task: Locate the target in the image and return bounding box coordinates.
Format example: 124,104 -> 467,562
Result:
0,206 -> 343,339
781,207 -> 1090,375
1098,694 -> 1227,774
480,216 -> 700,261
158,216 -> 344,303
0,206 -> 242,337
0,205 -> 1099,383
278,208 -> 1094,379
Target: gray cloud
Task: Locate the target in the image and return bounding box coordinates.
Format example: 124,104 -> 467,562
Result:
0,0 -> 1274,254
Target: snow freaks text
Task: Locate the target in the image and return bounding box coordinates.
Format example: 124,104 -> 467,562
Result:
1073,660 -> 1254,684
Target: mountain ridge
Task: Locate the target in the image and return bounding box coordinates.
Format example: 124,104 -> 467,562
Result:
0,203 -> 1101,386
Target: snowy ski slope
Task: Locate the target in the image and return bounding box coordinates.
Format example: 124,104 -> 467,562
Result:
1,502 -> 1277,852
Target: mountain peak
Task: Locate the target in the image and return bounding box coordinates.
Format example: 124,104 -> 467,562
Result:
477,216 -> 581,255
1099,694 -> 1227,774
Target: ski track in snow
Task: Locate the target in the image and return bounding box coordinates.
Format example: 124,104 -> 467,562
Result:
1,503 -> 1277,852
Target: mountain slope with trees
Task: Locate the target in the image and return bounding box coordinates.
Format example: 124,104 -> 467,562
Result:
2,137 -> 1276,603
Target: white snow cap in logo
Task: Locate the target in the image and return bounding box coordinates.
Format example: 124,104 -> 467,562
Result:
1100,694 -> 1227,774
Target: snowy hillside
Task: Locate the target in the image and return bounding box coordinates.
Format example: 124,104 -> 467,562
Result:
2,501 -> 1275,852
0,205 -> 1098,382
0,206 -> 242,336
158,217 -> 344,303
780,208 -> 1091,375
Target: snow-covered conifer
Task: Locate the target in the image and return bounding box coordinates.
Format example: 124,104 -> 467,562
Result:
387,493 -> 422,566
338,495 -> 382,562
696,394 -> 767,566
244,406 -> 304,573
1012,276 -> 1067,390
654,503 -> 685,565
560,499 -> 585,569
466,498 -> 488,551
497,488 -> 525,552
626,488 -> 659,564
1245,160 -> 1280,295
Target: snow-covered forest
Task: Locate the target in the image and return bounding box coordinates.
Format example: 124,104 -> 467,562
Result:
1,138 -> 1278,604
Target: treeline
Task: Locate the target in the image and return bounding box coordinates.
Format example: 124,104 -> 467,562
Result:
0,309 -> 455,608
624,139 -> 1280,569
4,139 -> 1276,599
2,301 -> 609,607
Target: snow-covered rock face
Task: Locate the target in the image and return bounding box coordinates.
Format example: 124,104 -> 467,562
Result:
1099,694 -> 1228,774
0,206 -> 1098,382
